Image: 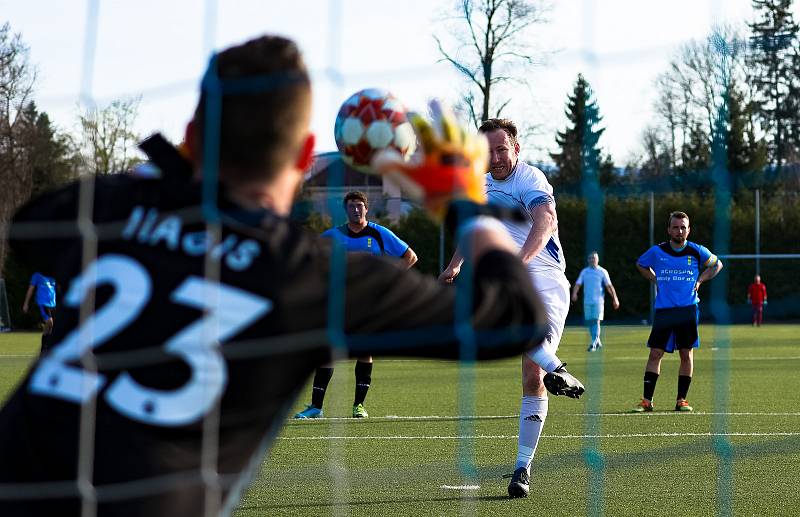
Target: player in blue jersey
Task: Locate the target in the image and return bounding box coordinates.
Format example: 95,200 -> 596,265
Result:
571,251 -> 620,351
633,211 -> 723,412
22,272 -> 57,351
295,191 -> 417,419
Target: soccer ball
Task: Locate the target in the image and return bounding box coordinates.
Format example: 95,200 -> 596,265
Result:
334,88 -> 417,174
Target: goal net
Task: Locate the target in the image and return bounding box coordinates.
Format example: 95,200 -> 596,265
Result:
2,3 -> 800,517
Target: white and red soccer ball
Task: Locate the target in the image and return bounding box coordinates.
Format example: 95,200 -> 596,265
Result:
334,88 -> 417,174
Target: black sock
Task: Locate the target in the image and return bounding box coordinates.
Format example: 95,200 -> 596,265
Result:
354,361 -> 372,406
677,375 -> 692,400
311,367 -> 334,409
643,371 -> 659,401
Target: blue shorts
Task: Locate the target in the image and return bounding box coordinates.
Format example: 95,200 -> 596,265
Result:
37,305 -> 55,322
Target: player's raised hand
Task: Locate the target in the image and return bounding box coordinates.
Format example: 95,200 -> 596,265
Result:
371,100 -> 488,221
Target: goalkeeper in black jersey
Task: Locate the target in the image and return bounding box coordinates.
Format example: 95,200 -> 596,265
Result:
0,35 -> 583,517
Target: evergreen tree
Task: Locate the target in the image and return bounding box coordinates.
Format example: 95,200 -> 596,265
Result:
749,0 -> 799,170
550,74 -> 610,189
17,102 -> 80,196
598,154 -> 618,187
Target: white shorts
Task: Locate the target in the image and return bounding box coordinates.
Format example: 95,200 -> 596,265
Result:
584,302 -> 605,321
525,270 -> 570,360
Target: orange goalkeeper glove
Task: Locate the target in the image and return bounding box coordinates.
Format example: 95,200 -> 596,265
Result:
371,100 -> 488,221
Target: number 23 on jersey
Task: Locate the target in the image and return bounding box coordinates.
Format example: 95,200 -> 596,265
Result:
29,254 -> 272,427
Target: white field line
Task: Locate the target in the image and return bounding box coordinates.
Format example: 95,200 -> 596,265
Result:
280,431 -> 800,441
288,411 -> 800,422
602,355 -> 800,361
373,355 -> 800,363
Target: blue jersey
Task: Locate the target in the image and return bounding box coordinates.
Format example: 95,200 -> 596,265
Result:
30,272 -> 56,308
321,221 -> 409,257
637,241 -> 718,309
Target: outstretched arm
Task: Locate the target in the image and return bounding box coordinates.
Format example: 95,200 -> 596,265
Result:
519,202 -> 557,264
343,217 -> 545,361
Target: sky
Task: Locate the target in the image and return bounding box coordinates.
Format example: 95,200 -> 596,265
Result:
0,0 -> 769,166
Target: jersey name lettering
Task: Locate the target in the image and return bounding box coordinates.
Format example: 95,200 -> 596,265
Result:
122,206 -> 261,271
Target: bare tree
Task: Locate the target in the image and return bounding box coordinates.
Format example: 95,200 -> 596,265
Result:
647,26 -> 752,171
654,73 -> 679,168
434,0 -> 549,127
79,97 -> 142,175
0,23 -> 37,273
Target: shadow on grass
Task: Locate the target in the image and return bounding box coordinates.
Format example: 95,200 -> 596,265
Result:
239,493 -> 511,511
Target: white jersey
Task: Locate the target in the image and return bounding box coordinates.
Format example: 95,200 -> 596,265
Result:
485,161 -> 566,275
576,266 -> 611,304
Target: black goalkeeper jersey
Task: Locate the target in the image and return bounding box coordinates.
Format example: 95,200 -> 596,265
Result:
0,172 -> 544,516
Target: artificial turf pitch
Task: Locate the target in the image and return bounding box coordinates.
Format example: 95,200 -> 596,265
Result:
2,325 -> 798,516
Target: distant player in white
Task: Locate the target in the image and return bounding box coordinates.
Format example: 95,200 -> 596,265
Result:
440,118 -> 573,499
571,251 -> 620,351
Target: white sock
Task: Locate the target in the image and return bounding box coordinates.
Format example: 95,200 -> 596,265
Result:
515,395 -> 549,472
527,347 -> 562,373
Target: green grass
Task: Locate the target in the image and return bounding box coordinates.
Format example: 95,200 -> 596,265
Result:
0,332 -> 39,402
2,326 -> 799,516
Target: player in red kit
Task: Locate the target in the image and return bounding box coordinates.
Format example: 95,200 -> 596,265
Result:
747,275 -> 768,326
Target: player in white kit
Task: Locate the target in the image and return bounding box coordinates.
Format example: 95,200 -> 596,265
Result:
572,251 -> 620,351
440,118 -> 577,499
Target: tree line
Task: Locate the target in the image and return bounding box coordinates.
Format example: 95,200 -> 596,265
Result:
548,0 -> 800,195
0,22 -> 142,273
